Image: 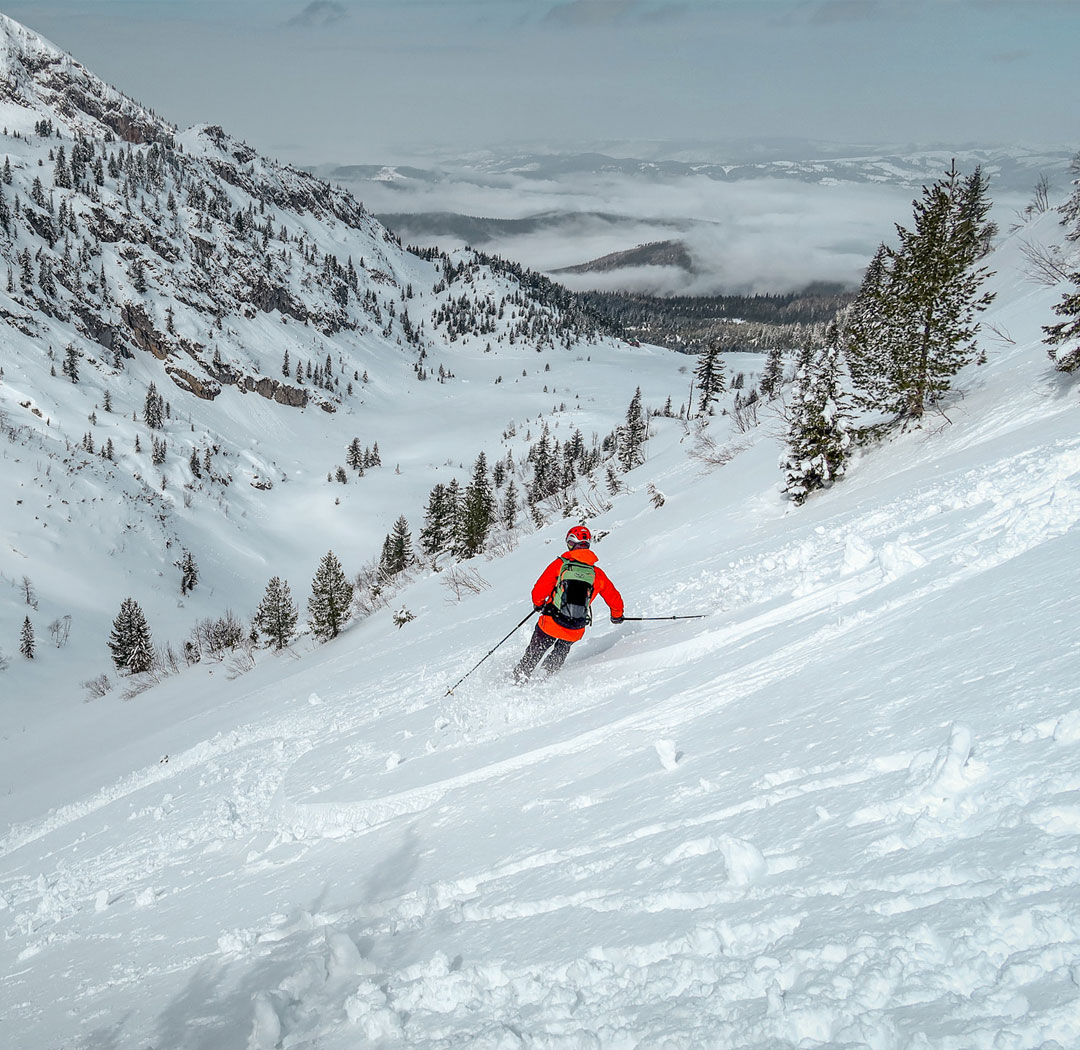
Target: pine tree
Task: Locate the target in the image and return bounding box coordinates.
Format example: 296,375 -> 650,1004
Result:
346,437 -> 364,472
1044,158 -> 1080,373
457,453 -> 495,558
419,483 -> 455,557
107,597 -> 154,674
1043,278 -> 1080,373
759,346 -> 785,399
501,478 -> 519,530
782,326 -> 854,505
62,343 -> 80,383
843,244 -> 896,403
694,345 -> 726,416
254,576 -> 299,650
618,387 -> 648,471
131,258 -> 147,294
381,516 -> 414,576
845,164 -> 996,422
144,382 -> 164,429
19,616 -> 34,659
528,427 -> 556,503
179,551 -> 199,595
307,551 -> 354,641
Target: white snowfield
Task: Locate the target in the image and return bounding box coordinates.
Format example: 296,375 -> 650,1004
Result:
2,203 -> 1080,1049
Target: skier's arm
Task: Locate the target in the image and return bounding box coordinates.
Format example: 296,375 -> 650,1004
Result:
596,571 -> 624,619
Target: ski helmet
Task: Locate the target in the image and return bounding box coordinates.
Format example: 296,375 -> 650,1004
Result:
565,525 -> 592,549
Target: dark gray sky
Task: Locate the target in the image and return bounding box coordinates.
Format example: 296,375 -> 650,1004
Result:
5,1 -> 1078,166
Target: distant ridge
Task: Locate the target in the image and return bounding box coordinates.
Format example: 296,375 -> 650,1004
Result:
552,240 -> 694,276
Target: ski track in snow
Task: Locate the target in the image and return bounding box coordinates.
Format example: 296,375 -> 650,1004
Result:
4,404 -> 1080,1049
4,197 -> 1080,1047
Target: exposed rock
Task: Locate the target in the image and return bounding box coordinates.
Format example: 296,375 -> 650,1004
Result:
121,302 -> 170,360
166,366 -> 221,401
241,375 -> 309,409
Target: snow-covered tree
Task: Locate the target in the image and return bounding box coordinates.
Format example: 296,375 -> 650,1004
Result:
19,616 -> 34,659
346,437 -> 365,472
759,346 -> 785,400
501,478 -> 519,530
457,453 -> 495,558
1044,156 -> 1080,373
143,382 -> 164,429
694,345 -> 726,417
253,576 -> 298,650
308,551 -> 353,641
380,516 -> 414,577
844,164 -> 996,422
618,387 -> 648,471
107,597 -> 154,674
419,482 -> 456,557
179,551 -> 199,596
782,326 -> 854,505
1043,277 -> 1080,373
62,343 -> 80,383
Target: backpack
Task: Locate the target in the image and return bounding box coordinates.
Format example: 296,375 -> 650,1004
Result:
549,557 -> 596,630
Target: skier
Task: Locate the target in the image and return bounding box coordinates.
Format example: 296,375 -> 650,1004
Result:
513,525 -> 624,682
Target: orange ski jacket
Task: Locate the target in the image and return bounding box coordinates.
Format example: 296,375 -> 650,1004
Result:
531,548 -> 624,642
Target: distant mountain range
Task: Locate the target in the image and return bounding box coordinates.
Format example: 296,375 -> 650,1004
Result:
326,144 -> 1074,193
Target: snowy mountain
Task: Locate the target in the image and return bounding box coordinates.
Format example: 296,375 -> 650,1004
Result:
3,13 -> 1080,1050
0,13 -> 649,704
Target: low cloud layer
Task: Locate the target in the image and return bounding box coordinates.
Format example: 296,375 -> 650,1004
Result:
357,162 -> 1036,295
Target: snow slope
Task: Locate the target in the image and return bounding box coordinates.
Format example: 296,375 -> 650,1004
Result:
2,192 -> 1080,1050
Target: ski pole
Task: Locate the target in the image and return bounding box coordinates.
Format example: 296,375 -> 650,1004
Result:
617,614 -> 708,621
445,608 -> 538,696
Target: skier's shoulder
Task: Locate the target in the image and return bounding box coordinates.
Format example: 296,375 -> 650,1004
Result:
564,548 -> 599,567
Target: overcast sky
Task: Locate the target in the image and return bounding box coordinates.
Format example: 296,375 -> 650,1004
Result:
5,1 -> 1077,167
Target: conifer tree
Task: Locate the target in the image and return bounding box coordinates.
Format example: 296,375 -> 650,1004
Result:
782,326 -> 854,505
253,576 -> 298,650
1043,277 -> 1080,373
62,343 -> 80,383
694,345 -> 726,416
179,551 -> 199,596
381,516 -> 414,576
528,427 -> 556,504
457,453 -> 495,558
144,382 -> 164,429
20,616 -> 34,659
618,387 -> 648,471
346,437 -> 364,472
307,551 -> 353,641
501,478 -> 519,530
844,164 -> 996,422
107,597 -> 154,674
759,346 -> 785,400
419,482 -> 455,557
1044,159 -> 1080,373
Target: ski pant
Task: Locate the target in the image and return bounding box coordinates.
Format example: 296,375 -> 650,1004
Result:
514,624 -> 573,679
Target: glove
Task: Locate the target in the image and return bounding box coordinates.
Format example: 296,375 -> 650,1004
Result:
534,604 -> 545,613
611,615 -> 624,624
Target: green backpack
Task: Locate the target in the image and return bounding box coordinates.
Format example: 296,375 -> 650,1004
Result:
549,558 -> 596,630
